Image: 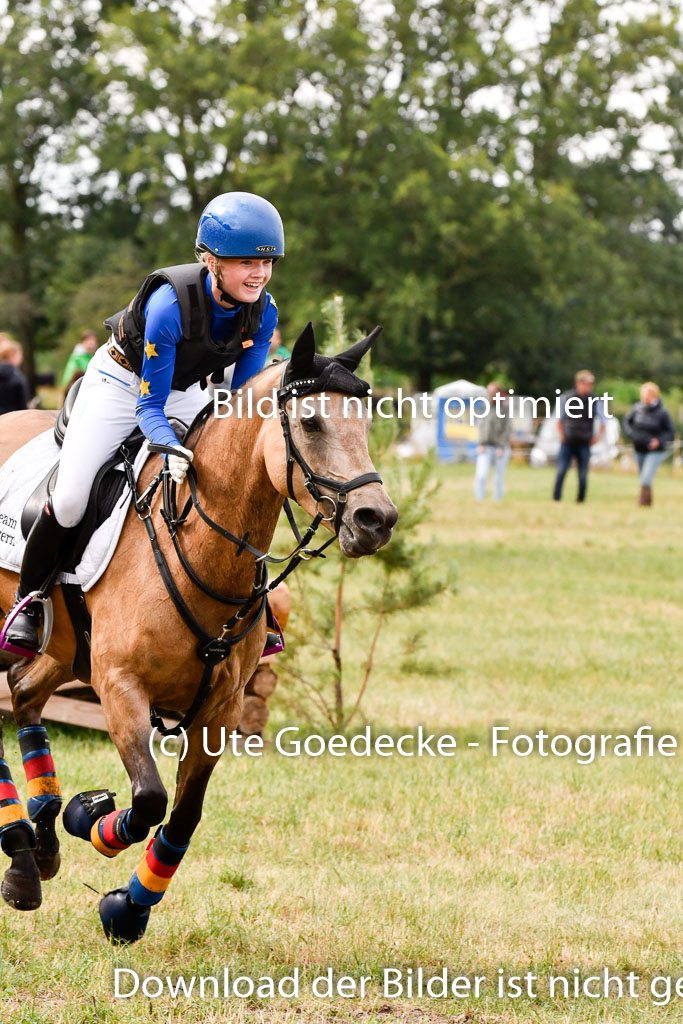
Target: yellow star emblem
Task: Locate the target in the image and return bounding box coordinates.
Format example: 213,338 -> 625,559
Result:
144,341 -> 158,359
139,379 -> 151,397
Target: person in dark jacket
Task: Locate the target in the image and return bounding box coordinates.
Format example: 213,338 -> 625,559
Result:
0,334 -> 29,414
623,382 -> 675,506
553,370 -> 607,503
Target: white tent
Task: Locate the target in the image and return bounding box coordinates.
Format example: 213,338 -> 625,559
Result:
433,379 -> 489,401
396,379 -> 488,461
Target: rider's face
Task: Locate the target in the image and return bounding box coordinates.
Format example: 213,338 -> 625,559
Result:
212,258 -> 273,305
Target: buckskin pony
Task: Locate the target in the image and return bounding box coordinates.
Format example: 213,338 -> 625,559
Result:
0,324 -> 396,942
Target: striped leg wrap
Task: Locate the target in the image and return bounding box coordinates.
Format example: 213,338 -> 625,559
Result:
128,827 -> 189,907
0,758 -> 33,847
91,809 -> 148,858
17,725 -> 62,821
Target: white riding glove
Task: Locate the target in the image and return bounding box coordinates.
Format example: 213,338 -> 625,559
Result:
167,445 -> 194,484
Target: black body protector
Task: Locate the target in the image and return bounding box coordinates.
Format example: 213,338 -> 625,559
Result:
104,263 -> 267,391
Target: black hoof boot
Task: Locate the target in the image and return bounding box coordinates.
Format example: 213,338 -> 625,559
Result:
63,789 -> 116,842
99,886 -> 151,944
0,824 -> 41,911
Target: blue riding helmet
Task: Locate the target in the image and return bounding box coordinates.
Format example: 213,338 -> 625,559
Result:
195,192 -> 285,259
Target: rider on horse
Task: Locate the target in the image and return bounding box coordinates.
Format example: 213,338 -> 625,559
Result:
2,192 -> 284,656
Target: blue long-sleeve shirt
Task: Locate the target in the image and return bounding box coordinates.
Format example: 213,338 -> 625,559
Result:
135,273 -> 277,446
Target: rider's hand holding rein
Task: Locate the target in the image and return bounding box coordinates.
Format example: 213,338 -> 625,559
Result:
167,446 -> 194,485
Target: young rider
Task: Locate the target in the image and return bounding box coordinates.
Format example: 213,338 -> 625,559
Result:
2,191 -> 283,655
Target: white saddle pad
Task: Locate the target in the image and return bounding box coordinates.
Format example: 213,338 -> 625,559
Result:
0,429 -> 151,592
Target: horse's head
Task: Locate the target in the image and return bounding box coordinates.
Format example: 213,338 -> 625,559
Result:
263,323 -> 398,557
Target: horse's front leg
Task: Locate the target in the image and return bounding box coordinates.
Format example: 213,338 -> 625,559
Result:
99,677 -> 244,944
62,669 -> 168,939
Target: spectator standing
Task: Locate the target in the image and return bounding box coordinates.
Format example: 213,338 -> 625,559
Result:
623,382 -> 675,506
0,333 -> 29,414
60,330 -> 99,389
553,370 -> 606,503
474,381 -> 512,501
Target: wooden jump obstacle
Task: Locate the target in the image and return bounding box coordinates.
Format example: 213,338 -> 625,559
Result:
0,657 -> 280,735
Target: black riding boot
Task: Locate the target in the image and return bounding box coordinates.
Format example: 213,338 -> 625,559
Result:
3,500 -> 77,652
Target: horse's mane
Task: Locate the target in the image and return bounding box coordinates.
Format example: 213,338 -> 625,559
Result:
184,351 -> 369,450
250,358 -> 288,384
183,360 -> 285,448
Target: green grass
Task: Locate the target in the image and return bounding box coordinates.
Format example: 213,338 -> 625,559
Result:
0,463 -> 681,1023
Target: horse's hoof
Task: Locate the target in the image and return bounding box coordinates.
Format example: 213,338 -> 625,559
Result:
35,847 -> 61,881
34,803 -> 61,880
63,789 -> 116,841
1,861 -> 42,911
99,886 -> 150,944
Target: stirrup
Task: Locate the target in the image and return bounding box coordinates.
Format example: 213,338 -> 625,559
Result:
0,592 -> 54,659
263,615 -> 285,657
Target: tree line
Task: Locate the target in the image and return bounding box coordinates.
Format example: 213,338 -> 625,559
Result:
0,0 -> 681,395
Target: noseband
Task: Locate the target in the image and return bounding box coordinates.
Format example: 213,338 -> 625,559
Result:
130,365 -> 384,736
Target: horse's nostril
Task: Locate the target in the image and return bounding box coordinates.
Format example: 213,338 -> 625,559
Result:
353,507 -> 383,532
353,506 -> 397,533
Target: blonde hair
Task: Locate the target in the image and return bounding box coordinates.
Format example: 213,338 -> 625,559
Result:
197,250 -> 224,271
0,334 -> 21,365
575,369 -> 595,385
641,381 -> 660,398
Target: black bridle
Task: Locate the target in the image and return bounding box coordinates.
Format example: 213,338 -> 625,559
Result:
276,367 -> 382,533
129,366 -> 382,737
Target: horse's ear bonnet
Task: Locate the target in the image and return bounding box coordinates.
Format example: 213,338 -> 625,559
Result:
283,323 -> 381,399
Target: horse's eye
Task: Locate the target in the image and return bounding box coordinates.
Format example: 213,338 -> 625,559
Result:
301,416 -> 321,433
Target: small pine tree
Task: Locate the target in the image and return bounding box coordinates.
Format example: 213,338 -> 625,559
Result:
275,296 -> 457,730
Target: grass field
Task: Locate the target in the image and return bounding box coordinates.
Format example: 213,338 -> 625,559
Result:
0,462 -> 681,1023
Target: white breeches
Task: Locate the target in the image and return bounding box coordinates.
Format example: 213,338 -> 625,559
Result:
51,344 -> 208,528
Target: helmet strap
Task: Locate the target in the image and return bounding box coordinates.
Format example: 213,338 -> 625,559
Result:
219,288 -> 240,307
212,262 -> 236,307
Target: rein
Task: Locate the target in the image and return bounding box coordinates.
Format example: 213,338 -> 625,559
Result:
127,366 -> 381,737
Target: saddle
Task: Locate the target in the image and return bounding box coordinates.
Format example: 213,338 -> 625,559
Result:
22,378 -> 185,566
21,380 -> 145,570
20,378 -> 187,679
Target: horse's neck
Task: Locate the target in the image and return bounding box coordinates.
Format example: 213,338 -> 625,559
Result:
187,385 -> 282,593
